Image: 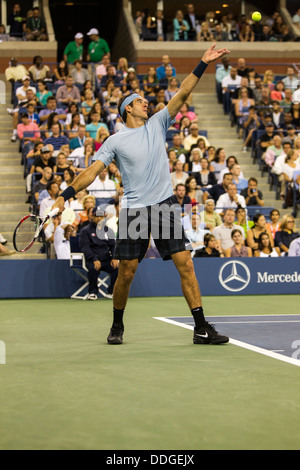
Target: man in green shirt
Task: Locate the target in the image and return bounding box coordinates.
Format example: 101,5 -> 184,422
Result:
86,28 -> 110,64
63,33 -> 84,65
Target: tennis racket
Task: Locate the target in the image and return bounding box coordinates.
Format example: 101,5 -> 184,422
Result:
13,207 -> 59,253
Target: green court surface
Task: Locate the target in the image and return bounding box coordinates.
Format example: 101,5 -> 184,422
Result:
0,295 -> 300,450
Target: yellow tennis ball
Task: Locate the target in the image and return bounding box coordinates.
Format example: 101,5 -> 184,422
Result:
252,11 -> 261,22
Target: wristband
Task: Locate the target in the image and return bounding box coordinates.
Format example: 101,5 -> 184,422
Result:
192,60 -> 208,79
60,185 -> 76,201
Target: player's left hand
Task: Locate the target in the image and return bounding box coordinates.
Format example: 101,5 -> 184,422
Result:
202,43 -> 230,64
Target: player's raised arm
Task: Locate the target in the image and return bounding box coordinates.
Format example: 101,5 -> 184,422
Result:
167,43 -> 230,120
52,160 -> 105,213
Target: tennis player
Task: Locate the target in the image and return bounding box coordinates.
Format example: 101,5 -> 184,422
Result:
52,44 -> 231,345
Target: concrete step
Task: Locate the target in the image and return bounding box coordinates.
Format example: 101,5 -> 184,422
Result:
0,253 -> 47,260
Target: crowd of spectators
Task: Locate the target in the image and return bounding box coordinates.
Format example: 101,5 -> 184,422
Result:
134,6 -> 300,43
2,4 -> 47,41
215,54 -> 300,215
3,25 -> 300,261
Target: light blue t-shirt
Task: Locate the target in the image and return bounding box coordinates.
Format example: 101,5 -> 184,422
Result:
93,106 -> 175,208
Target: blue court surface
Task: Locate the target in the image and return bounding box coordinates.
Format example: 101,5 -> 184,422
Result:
155,315 -> 300,367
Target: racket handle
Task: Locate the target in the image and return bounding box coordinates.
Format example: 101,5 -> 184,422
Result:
48,207 -> 60,218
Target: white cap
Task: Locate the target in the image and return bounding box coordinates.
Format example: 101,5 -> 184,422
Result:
87,28 -> 99,36
22,75 -> 30,81
75,32 -> 84,39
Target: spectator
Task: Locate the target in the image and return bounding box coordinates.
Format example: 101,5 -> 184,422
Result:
259,123 -> 277,155
100,65 -> 121,91
86,28 -> 110,64
239,23 -> 254,42
200,199 -> 222,231
260,24 -> 274,41
266,209 -> 281,239
168,133 -> 188,163
203,172 -> 233,204
32,166 -> 53,204
63,33 -> 84,66
183,125 -> 209,152
86,110 -> 108,139
210,147 -> 227,180
173,10 -> 190,41
225,228 -> 252,258
175,103 -> 198,129
241,177 -> 264,207
271,100 -> 285,130
54,60 -> 69,85
56,76 -> 81,109
221,67 -> 242,114
270,81 -> 285,102
116,57 -> 128,82
257,87 -> 273,111
212,208 -> 245,253
142,66 -> 158,98
54,224 -> 76,260
184,4 -> 201,41
5,57 -> 28,89
71,60 -> 90,85
247,213 -> 274,255
94,127 -> 110,151
215,182 -> 246,214
74,194 -> 95,231
288,236 -> 300,256
69,124 -> 87,150
196,157 -> 217,188
54,151 -> 75,176
39,181 -> 60,217
236,58 -> 250,78
282,150 -> 300,206
282,66 -> 299,92
17,112 -> 41,143
159,65 -> 177,89
186,212 -> 209,252
87,168 -> 116,202
170,160 -> 189,188
155,9 -> 168,41
215,56 -> 231,103
291,102 -> 300,128
39,96 -> 67,125
165,77 -> 179,103
184,147 -> 202,173
0,24 -> 9,42
96,54 -> 115,82
79,205 -> 118,300
292,8 -> 300,30
28,55 -> 50,82
194,233 -> 224,258
275,214 -> 299,255
185,176 -> 203,204
198,22 -> 214,42
36,80 -> 53,107
242,106 -> 260,151
279,24 -> 294,42
213,23 -> 229,41
281,88 -> 293,112
44,123 -> 69,150
256,232 -> 280,257
25,7 -> 47,41
234,87 -> 255,138
156,55 -> 176,80
230,164 -> 248,193
234,206 -> 254,237
8,3 -> 25,39
170,183 -> 191,215
30,145 -> 56,179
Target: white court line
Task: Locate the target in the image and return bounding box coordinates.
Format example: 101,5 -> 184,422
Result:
154,317 -> 300,368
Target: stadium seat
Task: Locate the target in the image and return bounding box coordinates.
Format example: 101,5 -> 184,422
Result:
69,236 -> 111,300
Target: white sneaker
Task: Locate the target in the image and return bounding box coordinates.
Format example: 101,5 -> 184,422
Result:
0,234 -> 7,244
87,293 -> 98,300
7,108 -> 14,115
11,134 -> 17,142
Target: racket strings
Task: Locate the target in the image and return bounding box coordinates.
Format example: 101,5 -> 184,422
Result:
15,217 -> 39,251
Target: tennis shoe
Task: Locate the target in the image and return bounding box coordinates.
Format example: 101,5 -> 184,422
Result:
87,293 -> 97,300
0,234 -> 7,244
107,325 -> 124,345
193,322 -> 229,345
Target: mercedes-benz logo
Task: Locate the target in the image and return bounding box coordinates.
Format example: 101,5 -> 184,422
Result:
219,260 -> 251,292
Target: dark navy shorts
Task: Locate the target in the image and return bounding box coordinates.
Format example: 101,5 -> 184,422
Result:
114,197 -> 192,262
